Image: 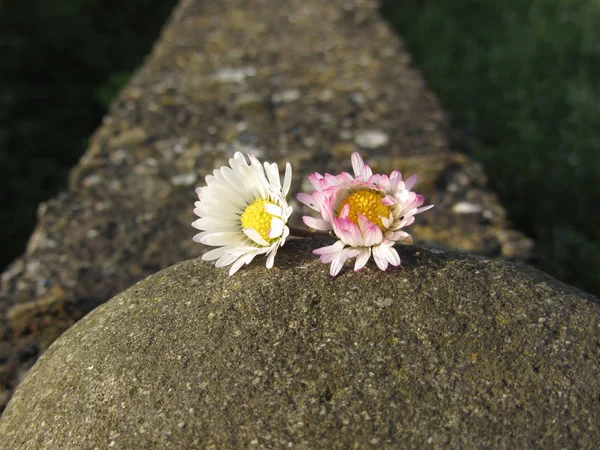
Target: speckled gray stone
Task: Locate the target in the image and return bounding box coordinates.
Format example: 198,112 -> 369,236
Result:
0,0 -> 534,412
1,239 -> 598,449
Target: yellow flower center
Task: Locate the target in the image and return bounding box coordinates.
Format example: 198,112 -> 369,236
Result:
240,198 -> 278,242
338,190 -> 390,231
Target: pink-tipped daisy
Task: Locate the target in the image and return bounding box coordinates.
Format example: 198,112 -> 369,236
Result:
192,152 -> 293,275
297,152 -> 433,276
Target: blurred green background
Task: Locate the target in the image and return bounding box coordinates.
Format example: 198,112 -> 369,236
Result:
0,0 -> 178,270
381,0 -> 600,296
1,1 -> 599,296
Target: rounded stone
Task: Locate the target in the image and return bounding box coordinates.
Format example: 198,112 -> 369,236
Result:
1,238 -> 599,449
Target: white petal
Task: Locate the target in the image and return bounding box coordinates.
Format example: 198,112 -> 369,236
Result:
229,252 -> 256,275
329,254 -> 347,277
385,245 -> 401,266
380,214 -> 393,229
282,162 -> 292,196
354,248 -> 371,272
264,203 -> 283,217
280,225 -> 289,243
268,217 -> 285,239
215,251 -> 243,267
192,217 -> 237,231
220,166 -> 252,195
247,153 -> 264,173
266,248 -> 278,269
232,164 -> 267,201
243,227 -> 270,246
201,247 -> 227,261
264,161 -> 281,189
196,197 -> 244,215
199,231 -> 244,246
204,185 -> 247,210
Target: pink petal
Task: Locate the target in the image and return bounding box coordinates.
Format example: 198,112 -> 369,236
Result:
390,230 -> 412,243
333,217 -> 362,247
358,215 -> 383,247
351,152 -> 365,178
336,172 -> 354,184
389,171 -> 403,193
338,203 -> 350,219
361,163 -> 373,180
332,215 -> 361,244
404,174 -> 418,191
330,248 -> 361,276
308,172 -> 325,190
367,173 -> 382,185
377,175 -> 391,192
302,215 -> 332,231
415,204 -> 434,215
297,192 -> 319,210
382,195 -> 396,206
372,244 -> 401,271
314,240 -> 345,263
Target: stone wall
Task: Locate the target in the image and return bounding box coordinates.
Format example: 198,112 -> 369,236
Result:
2,240 -> 598,448
0,0 -> 532,412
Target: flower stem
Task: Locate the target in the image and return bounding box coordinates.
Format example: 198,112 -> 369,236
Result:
288,226 -> 331,238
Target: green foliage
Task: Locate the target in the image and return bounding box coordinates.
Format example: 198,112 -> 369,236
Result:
0,0 -> 177,270
381,0 -> 600,296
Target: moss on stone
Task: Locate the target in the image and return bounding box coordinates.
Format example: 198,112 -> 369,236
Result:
1,238 -> 598,448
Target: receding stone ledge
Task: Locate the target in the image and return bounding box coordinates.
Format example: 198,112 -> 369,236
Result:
1,239 -> 598,449
0,0 -> 533,412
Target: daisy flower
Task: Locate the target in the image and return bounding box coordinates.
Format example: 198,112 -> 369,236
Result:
192,152 -> 293,275
297,152 -> 433,276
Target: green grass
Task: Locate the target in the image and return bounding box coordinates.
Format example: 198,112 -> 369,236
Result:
381,0 -> 600,296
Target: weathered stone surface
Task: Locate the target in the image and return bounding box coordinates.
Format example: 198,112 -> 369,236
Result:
0,239 -> 597,449
0,0 -> 533,411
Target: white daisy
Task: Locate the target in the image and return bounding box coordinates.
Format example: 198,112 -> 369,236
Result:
192,152 -> 293,275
